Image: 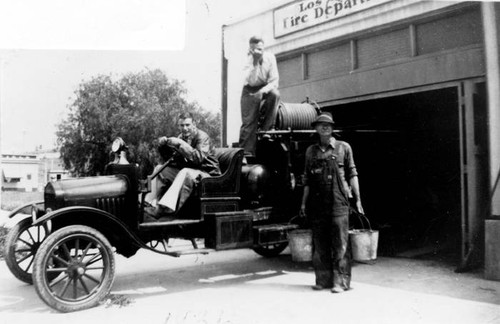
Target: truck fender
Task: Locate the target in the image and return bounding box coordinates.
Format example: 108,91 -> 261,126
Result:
33,206 -> 142,257
3,200 -> 44,228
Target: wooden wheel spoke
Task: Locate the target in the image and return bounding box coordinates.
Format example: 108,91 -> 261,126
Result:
73,277 -> 78,299
161,239 -> 168,252
49,273 -> 69,288
78,277 -> 90,295
52,253 -> 70,266
18,238 -> 33,248
15,248 -> 32,253
85,266 -> 105,271
47,267 -> 66,273
59,277 -> 73,297
81,242 -> 93,259
61,243 -> 72,261
23,257 -> 34,273
74,239 -> 80,257
85,254 -> 103,267
37,226 -> 41,242
16,251 -> 34,264
83,273 -> 101,284
26,229 -> 36,245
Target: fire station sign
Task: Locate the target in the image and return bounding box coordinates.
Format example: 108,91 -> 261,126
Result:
274,0 -> 384,38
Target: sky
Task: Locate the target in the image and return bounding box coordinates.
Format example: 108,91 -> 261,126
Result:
0,0 -> 287,154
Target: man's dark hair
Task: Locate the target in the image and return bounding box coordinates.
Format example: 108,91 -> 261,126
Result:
178,112 -> 195,121
249,36 -> 264,45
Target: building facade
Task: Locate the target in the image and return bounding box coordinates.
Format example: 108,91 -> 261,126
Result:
222,0 -> 500,280
1,154 -> 40,191
1,150 -> 68,192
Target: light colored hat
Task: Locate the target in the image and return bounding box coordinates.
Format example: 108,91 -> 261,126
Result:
311,112 -> 335,127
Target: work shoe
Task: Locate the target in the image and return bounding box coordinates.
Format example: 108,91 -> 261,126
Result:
330,287 -> 344,294
311,285 -> 330,291
331,286 -> 352,293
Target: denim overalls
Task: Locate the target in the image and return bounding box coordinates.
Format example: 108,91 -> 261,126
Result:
306,143 -> 352,290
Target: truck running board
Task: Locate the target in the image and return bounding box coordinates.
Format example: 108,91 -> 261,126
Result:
169,248 -> 215,257
139,219 -> 202,229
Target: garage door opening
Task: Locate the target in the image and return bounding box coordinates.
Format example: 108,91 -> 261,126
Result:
327,87 -> 462,263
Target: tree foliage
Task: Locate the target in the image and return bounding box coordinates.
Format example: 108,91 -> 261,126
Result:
56,69 -> 221,177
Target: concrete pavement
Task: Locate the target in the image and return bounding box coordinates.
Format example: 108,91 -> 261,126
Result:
0,243 -> 499,324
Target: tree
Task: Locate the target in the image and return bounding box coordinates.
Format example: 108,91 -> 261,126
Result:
56,69 -> 221,177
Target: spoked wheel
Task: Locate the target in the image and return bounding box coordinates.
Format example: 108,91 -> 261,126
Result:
253,242 -> 288,257
5,217 -> 51,284
33,225 -> 115,313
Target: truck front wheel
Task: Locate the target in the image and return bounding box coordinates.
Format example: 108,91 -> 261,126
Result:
33,225 -> 115,313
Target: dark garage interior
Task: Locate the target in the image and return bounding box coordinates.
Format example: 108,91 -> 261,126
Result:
327,87 -> 462,262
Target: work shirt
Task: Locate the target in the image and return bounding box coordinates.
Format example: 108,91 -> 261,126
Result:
304,137 -> 358,197
243,51 -> 279,94
303,137 -> 358,206
174,128 -> 221,176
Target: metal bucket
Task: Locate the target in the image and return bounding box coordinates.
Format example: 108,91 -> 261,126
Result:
288,229 -> 312,262
349,212 -> 378,261
349,229 -> 379,261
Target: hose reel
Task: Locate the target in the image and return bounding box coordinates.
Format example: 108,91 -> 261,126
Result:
276,102 -> 320,130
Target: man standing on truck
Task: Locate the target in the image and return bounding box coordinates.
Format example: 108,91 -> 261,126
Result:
299,112 -> 364,293
147,112 -> 221,218
239,36 -> 280,155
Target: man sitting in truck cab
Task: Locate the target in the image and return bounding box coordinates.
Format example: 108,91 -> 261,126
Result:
147,112 -> 221,218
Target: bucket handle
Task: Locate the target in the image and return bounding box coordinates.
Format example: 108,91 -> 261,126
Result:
289,215 -> 299,224
351,209 -> 373,232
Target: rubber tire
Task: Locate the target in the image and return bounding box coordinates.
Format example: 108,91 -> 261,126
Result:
5,218 -> 50,284
252,242 -> 288,257
33,225 -> 115,313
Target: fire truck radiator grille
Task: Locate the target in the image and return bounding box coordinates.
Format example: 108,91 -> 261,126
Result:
95,197 -> 125,215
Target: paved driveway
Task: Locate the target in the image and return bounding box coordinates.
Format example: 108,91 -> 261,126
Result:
0,242 -> 499,324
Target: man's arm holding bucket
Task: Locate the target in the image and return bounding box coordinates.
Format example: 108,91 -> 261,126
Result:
350,176 -> 364,215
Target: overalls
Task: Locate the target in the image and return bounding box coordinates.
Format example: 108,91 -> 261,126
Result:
306,148 -> 351,290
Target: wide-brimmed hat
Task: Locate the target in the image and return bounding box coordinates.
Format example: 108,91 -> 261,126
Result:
311,112 -> 335,127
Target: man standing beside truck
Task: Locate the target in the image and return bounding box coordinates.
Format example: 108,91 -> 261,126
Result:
300,112 -> 364,293
239,36 -> 280,156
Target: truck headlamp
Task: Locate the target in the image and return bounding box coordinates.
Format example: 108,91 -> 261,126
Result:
111,137 -> 126,153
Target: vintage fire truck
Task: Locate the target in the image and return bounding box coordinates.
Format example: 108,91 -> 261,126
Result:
3,102 -> 320,312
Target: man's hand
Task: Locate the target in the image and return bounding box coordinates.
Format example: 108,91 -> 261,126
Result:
158,136 -> 168,146
158,136 -> 181,148
166,137 -> 182,148
249,89 -> 265,98
299,205 -> 307,218
355,200 -> 364,215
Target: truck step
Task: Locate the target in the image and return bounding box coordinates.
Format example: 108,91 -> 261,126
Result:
253,223 -> 299,245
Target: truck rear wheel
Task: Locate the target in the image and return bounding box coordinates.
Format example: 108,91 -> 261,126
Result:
5,217 -> 51,284
33,225 -> 115,313
253,242 -> 288,257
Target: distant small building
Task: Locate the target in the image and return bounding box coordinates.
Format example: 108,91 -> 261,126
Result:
1,154 -> 40,191
37,150 -> 69,190
1,149 -> 69,192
